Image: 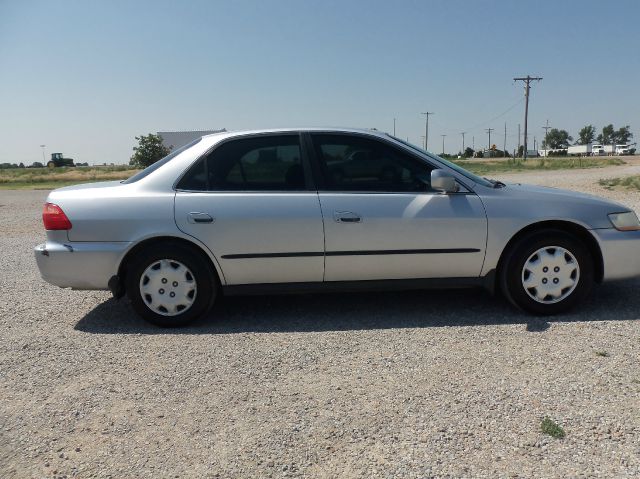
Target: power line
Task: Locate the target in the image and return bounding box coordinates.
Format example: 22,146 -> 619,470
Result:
514,75 -> 543,159
459,97 -> 524,133
422,97 -> 524,137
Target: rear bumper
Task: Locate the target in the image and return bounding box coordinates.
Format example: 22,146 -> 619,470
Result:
592,228 -> 640,281
34,241 -> 131,290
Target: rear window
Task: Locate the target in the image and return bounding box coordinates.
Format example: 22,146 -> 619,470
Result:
122,137 -> 202,184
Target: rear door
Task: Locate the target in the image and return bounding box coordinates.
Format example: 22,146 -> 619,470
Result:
174,133 -> 324,285
308,133 -> 488,282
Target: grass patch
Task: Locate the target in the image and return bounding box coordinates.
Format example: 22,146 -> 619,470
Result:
598,175 -> 640,191
595,350 -> 610,357
454,157 -> 625,176
0,166 -> 139,190
541,417 -> 566,439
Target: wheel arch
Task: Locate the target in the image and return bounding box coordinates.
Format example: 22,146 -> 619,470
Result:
495,220 -> 604,290
116,235 -> 225,293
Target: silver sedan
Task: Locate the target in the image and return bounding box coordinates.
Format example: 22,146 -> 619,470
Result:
35,128 -> 640,326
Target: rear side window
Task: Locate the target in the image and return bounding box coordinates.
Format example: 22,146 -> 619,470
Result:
177,135 -> 306,191
123,137 -> 202,184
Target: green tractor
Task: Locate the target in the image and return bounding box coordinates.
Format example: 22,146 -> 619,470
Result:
47,153 -> 75,168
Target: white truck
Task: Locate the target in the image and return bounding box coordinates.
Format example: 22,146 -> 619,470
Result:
591,144 -> 636,156
616,144 -> 636,155
567,142 -> 636,157
567,144 -> 593,156
591,144 -> 611,156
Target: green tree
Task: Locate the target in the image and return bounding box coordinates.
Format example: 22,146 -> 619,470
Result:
542,129 -> 573,149
576,125 -> 596,144
596,124 -> 633,145
614,125 -> 633,144
129,134 -> 171,168
463,147 -> 474,158
597,124 -> 615,144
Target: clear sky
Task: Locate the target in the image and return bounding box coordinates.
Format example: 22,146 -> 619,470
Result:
1,0 -> 639,164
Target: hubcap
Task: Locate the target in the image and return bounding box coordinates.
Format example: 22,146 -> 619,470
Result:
139,259 -> 197,316
521,246 -> 580,304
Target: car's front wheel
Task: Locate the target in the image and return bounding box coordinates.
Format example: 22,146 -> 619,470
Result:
501,230 -> 594,315
126,243 -> 217,327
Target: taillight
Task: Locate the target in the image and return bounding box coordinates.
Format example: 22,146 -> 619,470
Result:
42,202 -> 72,230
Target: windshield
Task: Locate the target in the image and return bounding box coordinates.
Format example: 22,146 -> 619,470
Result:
122,137 -> 203,184
387,135 -> 494,188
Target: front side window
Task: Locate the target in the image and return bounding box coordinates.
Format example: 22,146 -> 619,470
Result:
311,134 -> 434,192
177,135 -> 306,191
389,135 -> 494,188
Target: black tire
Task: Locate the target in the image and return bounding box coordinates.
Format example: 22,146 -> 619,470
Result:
125,243 -> 217,327
47,161 -> 55,168
500,230 -> 594,315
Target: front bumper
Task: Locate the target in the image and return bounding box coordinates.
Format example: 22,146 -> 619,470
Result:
34,241 -> 131,290
592,228 -> 640,281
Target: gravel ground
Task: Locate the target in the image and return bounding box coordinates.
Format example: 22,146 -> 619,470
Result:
1,164 -> 639,478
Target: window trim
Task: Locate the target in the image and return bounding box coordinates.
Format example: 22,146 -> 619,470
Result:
173,132 -> 316,193
303,131 -> 474,195
123,137 -> 203,185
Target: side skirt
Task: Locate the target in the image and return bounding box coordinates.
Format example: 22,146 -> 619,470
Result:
223,272 -> 497,296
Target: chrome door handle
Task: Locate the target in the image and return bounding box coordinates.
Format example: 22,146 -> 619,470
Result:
187,212 -> 214,224
334,211 -> 362,223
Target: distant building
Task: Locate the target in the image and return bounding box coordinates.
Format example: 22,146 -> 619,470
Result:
157,129 -> 226,150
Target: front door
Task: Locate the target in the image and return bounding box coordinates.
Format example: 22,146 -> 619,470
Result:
175,134 -> 324,285
309,133 -> 487,281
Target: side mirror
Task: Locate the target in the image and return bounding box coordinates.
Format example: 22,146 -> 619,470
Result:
431,169 -> 458,193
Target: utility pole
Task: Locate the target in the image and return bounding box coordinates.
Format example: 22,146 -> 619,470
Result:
503,122 -> 507,155
472,136 -> 475,150
421,112 -> 434,150
441,134 -> 447,155
518,124 -> 521,156
40,144 -> 46,164
393,118 -> 396,136
486,128 -> 494,152
514,75 -> 542,160
542,119 -> 551,157
461,132 -> 466,154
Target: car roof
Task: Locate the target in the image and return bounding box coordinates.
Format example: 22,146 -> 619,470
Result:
200,127 -> 391,141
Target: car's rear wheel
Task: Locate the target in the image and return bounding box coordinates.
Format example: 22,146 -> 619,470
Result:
501,230 -> 594,315
126,243 -> 216,327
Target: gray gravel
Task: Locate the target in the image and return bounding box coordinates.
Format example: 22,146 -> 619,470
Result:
1,168 -> 640,478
